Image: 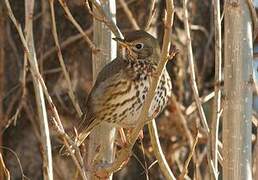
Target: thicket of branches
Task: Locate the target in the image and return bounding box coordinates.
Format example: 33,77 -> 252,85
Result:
0,0 -> 256,179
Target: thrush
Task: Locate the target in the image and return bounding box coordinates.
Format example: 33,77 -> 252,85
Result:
76,30 -> 172,146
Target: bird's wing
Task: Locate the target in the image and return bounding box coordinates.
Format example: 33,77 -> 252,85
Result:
76,58 -> 129,145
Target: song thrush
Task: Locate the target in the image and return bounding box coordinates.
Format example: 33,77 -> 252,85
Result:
76,30 -> 172,146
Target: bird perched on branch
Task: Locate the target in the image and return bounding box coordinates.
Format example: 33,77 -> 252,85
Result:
76,30 -> 172,146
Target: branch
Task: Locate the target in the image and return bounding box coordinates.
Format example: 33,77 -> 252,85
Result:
58,0 -> 97,51
182,0 -> 209,133
4,1 -> 87,179
88,0 -> 123,38
41,27 -> 93,62
144,0 -> 156,30
148,120 -> 176,180
246,0 -> 258,39
117,0 -> 140,29
0,153 -> 10,180
49,0 -> 83,117
211,0 -> 222,178
24,1 -> 53,179
179,132 -> 199,179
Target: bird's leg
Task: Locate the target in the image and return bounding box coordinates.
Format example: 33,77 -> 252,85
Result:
138,129 -> 144,140
127,128 -> 144,141
115,128 -> 128,148
116,128 -> 144,148
119,128 -> 128,145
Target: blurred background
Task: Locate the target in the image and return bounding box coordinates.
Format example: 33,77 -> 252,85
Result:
0,0 -> 256,179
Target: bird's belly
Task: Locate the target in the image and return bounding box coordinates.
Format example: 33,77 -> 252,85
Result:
106,71 -> 172,128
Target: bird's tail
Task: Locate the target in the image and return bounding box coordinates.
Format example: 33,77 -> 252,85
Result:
75,117 -> 100,146
59,119 -> 100,155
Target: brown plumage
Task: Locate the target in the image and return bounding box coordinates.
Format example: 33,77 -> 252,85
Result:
76,30 -> 172,146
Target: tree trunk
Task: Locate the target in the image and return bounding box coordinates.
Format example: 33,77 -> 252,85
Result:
223,0 -> 253,179
87,1 -> 117,179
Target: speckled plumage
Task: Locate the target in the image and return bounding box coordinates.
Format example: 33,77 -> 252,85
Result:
76,30 -> 172,146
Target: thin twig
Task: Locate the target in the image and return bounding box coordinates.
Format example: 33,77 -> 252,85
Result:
0,0 -> 5,151
0,146 -> 28,180
38,0 -> 50,74
148,120 -> 177,180
211,0 -> 222,178
179,132 -> 199,179
170,94 -> 197,163
49,0 -> 83,117
88,0 -> 123,38
41,27 -> 93,62
185,91 -> 215,116
145,0 -> 156,30
4,1 -> 87,179
182,0 -> 209,133
58,0 -> 97,51
246,0 -> 258,39
117,0 -> 140,29
0,153 -> 10,180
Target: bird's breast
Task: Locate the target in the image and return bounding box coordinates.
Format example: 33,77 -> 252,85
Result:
103,70 -> 171,128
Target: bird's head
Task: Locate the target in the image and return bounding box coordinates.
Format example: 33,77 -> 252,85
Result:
113,30 -> 160,64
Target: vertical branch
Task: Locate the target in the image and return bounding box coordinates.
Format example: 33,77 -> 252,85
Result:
144,0 -> 156,30
87,0 -> 117,179
182,0 -> 209,133
0,3 -> 5,180
57,0 -> 96,51
49,0 -> 83,117
0,153 -> 10,180
88,0 -> 123,38
4,1 -> 88,179
0,0 -> 5,134
24,1 -> 53,179
148,120 -> 177,180
211,0 -> 222,179
223,0 -> 253,179
117,0 -> 140,29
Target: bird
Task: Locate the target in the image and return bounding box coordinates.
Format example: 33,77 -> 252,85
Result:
75,30 -> 172,147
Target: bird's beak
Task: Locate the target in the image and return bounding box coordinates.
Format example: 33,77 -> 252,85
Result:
112,37 -> 129,48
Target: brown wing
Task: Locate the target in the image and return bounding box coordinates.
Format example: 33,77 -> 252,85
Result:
76,58 -> 129,145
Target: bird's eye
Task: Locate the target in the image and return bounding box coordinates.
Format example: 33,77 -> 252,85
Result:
135,43 -> 144,50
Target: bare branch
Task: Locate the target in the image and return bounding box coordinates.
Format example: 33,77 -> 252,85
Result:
0,153 -> 10,180
49,0 -> 83,117
148,120 -> 177,180
144,0 -> 156,30
24,1 -> 53,179
211,0 -> 222,178
4,1 -> 87,179
88,0 -> 123,38
179,132 -> 199,179
182,0 -> 209,133
41,27 -> 93,62
57,0 -> 97,51
117,0 -> 140,30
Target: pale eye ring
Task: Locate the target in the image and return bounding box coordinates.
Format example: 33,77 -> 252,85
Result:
134,43 -> 144,50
